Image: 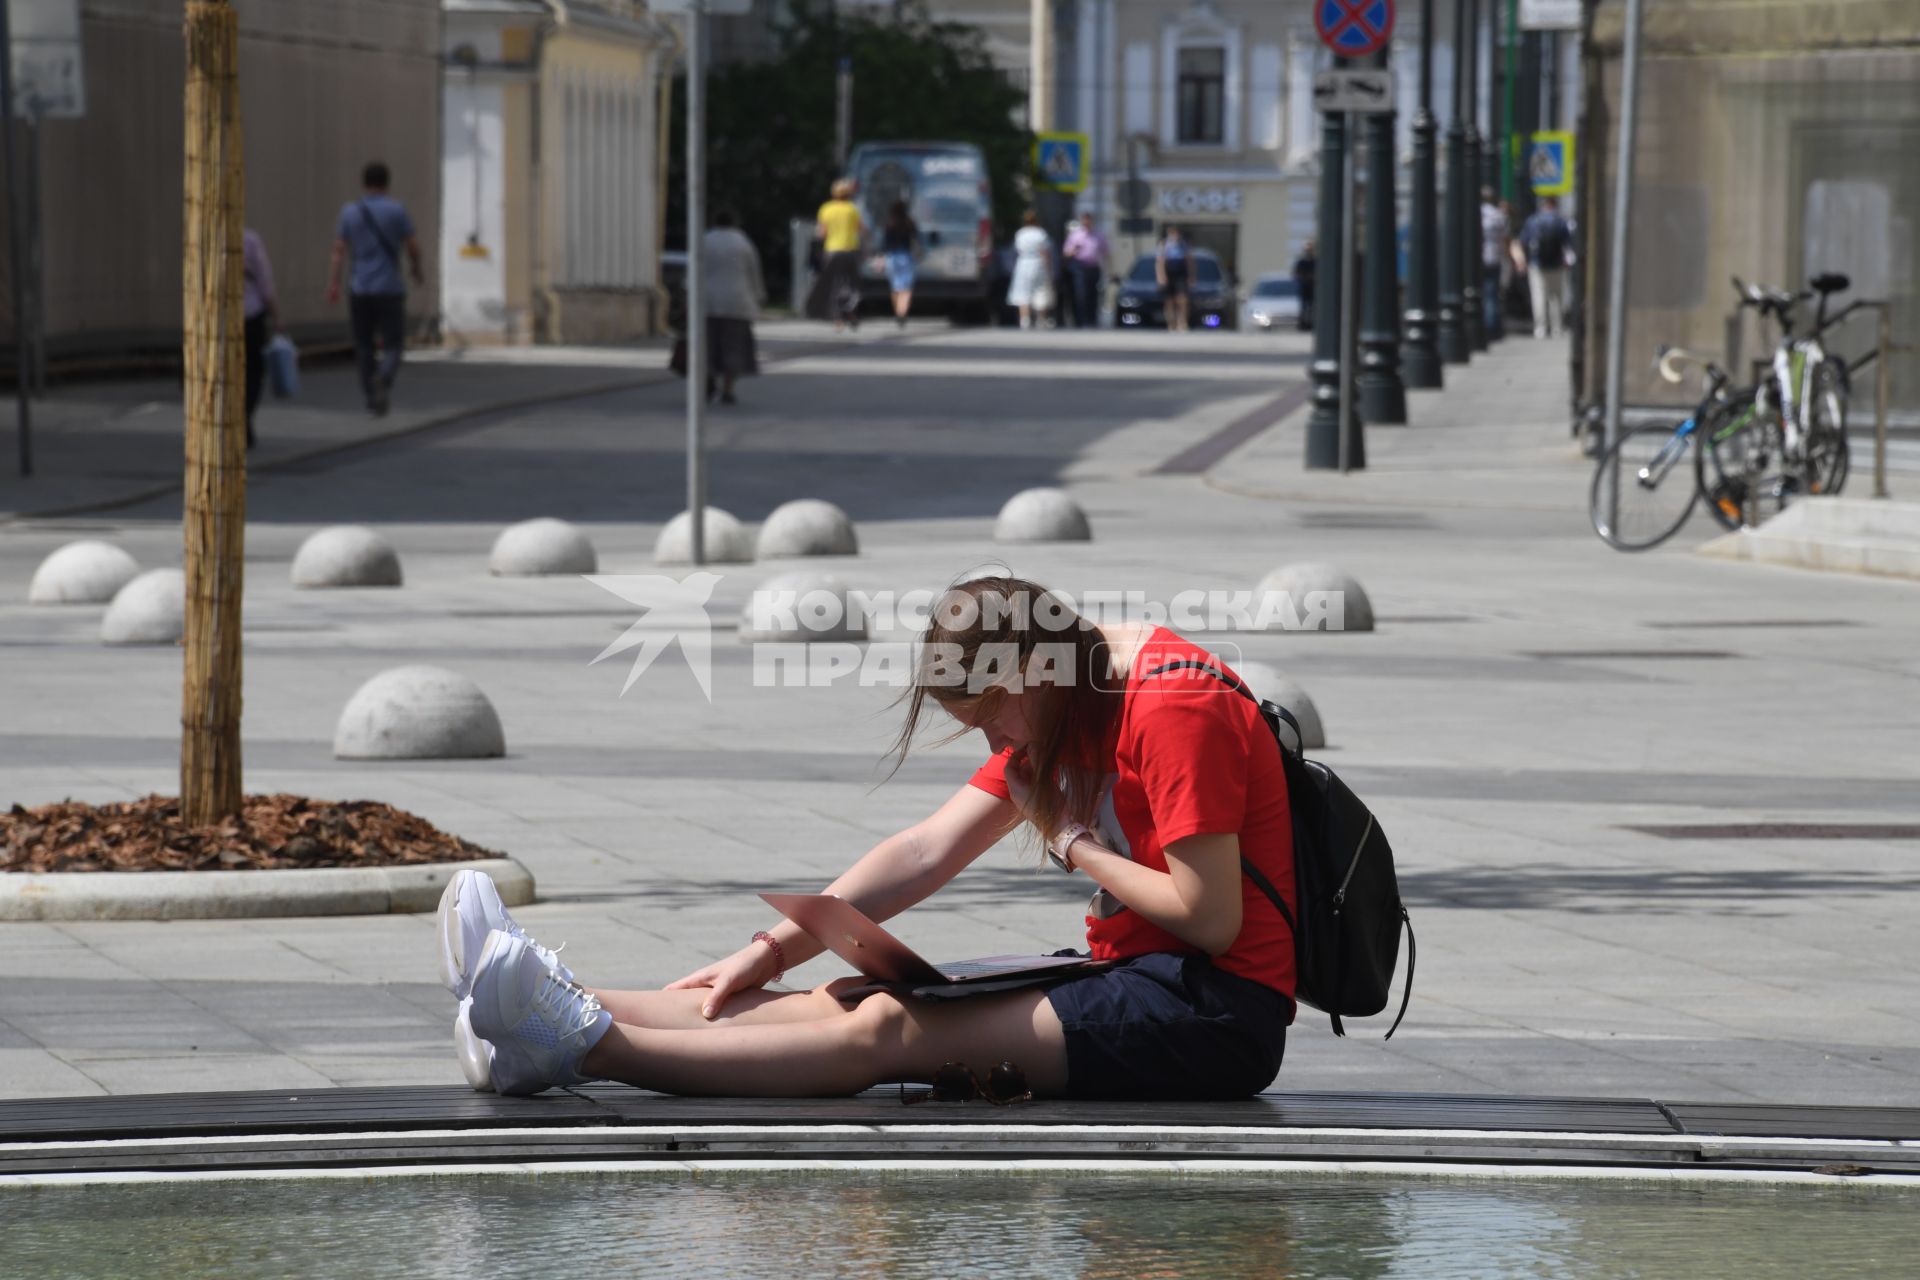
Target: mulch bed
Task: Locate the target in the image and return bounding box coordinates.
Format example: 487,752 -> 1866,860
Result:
1,794 -> 501,874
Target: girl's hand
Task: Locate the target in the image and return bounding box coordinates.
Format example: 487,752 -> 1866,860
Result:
665,941 -> 780,1020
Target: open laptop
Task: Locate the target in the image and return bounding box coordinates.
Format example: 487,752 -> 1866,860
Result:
760,893 -> 1108,988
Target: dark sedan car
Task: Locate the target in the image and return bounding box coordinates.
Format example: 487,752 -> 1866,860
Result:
1114,250 -> 1238,330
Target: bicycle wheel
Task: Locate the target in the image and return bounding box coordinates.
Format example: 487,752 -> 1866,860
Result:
1590,424 -> 1699,551
1804,361 -> 1851,495
1700,398 -> 1782,530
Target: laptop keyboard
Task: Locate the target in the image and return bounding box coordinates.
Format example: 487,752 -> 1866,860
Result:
933,955 -> 1087,980
934,959 -> 1021,979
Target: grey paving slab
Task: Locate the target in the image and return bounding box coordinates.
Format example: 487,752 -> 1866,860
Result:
0,1047 -> 106,1097
3,328 -> 1919,1105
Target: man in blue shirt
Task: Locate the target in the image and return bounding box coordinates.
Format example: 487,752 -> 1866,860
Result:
327,161 -> 424,416
1517,196 -> 1572,339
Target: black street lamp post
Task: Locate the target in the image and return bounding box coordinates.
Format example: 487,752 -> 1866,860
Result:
1481,0 -> 1505,341
1461,0 -> 1486,352
1359,48 -> 1407,424
1438,0 -> 1470,364
1402,0 -> 1443,389
1305,84 -> 1360,468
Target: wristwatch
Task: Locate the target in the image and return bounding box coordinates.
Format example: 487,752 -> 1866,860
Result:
1048,823 -> 1091,874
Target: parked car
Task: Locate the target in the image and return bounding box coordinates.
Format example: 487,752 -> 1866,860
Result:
1113,250 -> 1238,330
1242,273 -> 1303,330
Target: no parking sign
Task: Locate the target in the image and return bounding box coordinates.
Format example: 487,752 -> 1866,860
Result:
1315,0 -> 1394,59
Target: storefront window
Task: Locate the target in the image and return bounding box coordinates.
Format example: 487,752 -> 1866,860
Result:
1177,47 -> 1226,145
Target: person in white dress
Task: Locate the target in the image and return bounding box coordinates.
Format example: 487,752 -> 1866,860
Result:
1005,210 -> 1055,330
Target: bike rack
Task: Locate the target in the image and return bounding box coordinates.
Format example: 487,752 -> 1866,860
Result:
1845,301 -> 1910,500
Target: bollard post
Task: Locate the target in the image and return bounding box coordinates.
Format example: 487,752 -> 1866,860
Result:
1875,303 -> 1891,500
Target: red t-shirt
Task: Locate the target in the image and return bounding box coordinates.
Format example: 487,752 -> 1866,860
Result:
968,627 -> 1297,1008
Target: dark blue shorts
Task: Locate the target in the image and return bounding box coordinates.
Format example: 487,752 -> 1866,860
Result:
1044,952 -> 1291,1100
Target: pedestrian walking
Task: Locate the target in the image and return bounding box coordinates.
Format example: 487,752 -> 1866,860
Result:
1479,188 -> 1509,340
808,178 -> 865,332
241,227 -> 278,449
437,576 -> 1298,1101
1005,211 -> 1054,331
1291,240 -> 1317,331
1518,196 -> 1572,338
703,211 -> 765,406
1062,212 -> 1109,329
326,161 -> 424,417
1157,226 -> 1192,332
880,199 -> 921,330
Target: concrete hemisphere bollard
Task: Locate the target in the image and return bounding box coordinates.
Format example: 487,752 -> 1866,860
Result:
993,487 -> 1093,543
1254,563 -> 1375,632
100,568 -> 186,645
738,570 -> 869,643
654,507 -> 754,564
333,665 -> 507,760
291,525 -> 404,588
489,518 -> 598,577
1231,660 -> 1327,750
29,540 -> 141,604
755,498 -> 860,559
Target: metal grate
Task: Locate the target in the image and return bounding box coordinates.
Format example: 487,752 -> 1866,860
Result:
1624,822 -> 1920,840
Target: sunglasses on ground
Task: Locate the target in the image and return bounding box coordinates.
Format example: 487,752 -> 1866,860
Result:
898,1061 -> 1034,1106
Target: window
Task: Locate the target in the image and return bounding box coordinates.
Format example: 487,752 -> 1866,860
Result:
1177,47 -> 1226,145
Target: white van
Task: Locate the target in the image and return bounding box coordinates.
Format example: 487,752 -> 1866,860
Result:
848,141 -> 995,320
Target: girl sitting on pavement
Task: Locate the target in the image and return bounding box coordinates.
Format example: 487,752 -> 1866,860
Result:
437,576 -> 1297,1100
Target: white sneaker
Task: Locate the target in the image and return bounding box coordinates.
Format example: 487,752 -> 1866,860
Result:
468,929 -> 612,1097
436,868 -> 574,1000
454,997 -> 493,1093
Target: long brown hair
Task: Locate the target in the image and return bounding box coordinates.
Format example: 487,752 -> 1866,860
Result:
889,576 -> 1123,844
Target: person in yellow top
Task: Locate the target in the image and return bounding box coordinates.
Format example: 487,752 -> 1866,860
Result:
808,178 -> 866,331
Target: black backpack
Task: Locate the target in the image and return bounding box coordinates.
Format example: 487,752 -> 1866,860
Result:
1146,662 -> 1415,1038
1532,216 -> 1569,267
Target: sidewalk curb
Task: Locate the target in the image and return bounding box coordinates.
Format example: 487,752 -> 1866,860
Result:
0,857 -> 533,921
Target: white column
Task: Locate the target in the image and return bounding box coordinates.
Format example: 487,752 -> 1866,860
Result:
1123,41 -> 1152,137
639,61 -> 659,286
1030,0 -> 1054,132
564,75 -> 579,285
626,82 -> 641,288
1250,43 -> 1281,154
1286,35 -> 1316,168
1076,0 -> 1096,155
591,78 -> 606,284
1223,27 -> 1243,153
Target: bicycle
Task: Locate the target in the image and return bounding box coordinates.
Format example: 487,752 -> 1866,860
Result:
1706,274 -> 1857,527
1588,346 -> 1759,550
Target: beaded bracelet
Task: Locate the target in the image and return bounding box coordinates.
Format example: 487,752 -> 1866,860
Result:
751,930 -> 786,983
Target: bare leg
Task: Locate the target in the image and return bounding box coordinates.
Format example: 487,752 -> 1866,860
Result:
580,988 -> 1069,1098
587,981 -> 857,1031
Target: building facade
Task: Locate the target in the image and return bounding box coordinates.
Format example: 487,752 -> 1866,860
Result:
440,0 -> 675,345
1581,0 -> 1920,416
926,0 -> 1514,286
7,0 -> 442,361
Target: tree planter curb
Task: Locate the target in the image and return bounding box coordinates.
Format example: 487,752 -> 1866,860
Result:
0,857 -> 533,922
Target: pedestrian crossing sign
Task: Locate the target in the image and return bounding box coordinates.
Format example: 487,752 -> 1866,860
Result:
1035,132 -> 1089,193
1528,131 -> 1574,196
